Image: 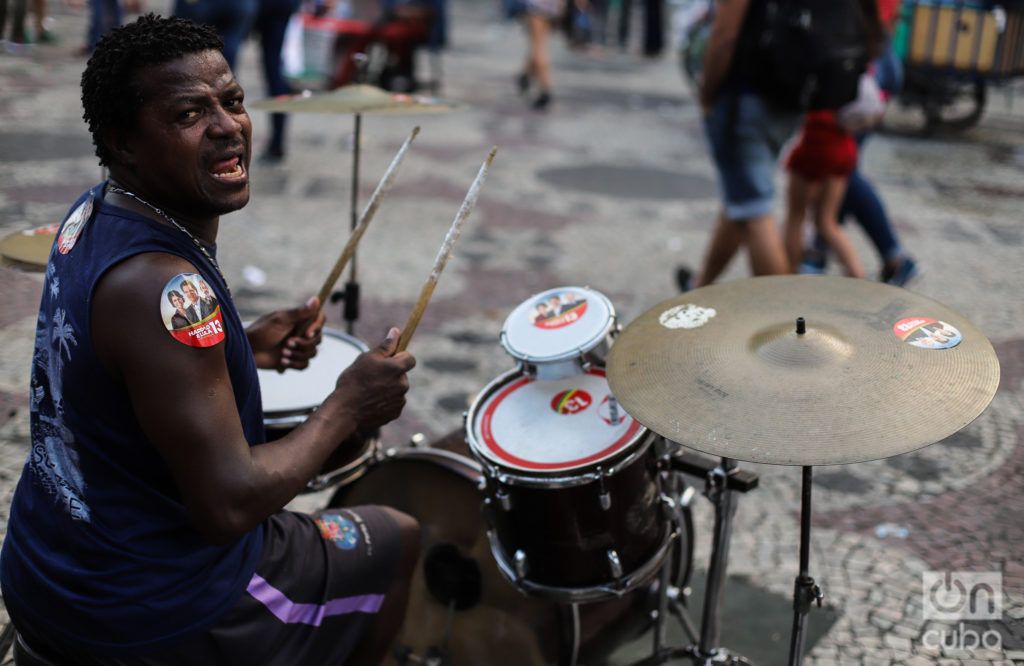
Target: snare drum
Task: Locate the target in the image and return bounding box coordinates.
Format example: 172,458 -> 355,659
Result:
258,329 -> 380,491
466,368 -> 673,602
500,286 -> 618,379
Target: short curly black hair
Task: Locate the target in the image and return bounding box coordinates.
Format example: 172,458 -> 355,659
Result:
81,14 -> 223,167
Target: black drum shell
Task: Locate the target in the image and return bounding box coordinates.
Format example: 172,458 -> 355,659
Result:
484,435 -> 665,589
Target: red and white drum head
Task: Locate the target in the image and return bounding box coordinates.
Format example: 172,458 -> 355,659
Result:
500,286 -> 615,365
469,369 -> 642,473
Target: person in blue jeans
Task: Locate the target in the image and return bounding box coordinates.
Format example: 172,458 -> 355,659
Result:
174,0 -> 257,70
254,0 -> 301,162
679,0 -> 799,290
802,43 -> 919,286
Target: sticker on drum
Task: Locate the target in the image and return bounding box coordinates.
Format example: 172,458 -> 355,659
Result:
258,329 -> 367,422
470,369 -> 641,472
500,286 -> 616,373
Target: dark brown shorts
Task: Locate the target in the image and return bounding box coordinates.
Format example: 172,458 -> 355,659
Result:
14,507 -> 401,665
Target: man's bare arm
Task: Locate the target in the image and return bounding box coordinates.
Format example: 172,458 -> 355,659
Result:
700,0 -> 750,111
92,252 -> 414,545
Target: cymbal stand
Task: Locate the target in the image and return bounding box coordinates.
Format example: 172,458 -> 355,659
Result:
332,54 -> 371,335
634,453 -> 756,666
788,466 -> 823,666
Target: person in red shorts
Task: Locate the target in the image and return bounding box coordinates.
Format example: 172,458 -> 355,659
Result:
783,110 -> 865,279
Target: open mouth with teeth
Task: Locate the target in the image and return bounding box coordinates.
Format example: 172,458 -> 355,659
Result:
209,156 -> 246,183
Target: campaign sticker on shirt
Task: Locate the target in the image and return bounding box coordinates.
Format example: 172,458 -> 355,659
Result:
659,303 -> 716,330
57,196 -> 93,254
160,273 -> 225,348
529,289 -> 589,330
892,317 -> 963,350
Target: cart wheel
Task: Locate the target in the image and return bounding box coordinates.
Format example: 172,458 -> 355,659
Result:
923,78 -> 987,134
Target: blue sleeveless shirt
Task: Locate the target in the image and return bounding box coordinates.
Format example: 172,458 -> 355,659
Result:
0,184 -> 266,653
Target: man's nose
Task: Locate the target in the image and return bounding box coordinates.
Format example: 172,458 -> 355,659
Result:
207,105 -> 245,137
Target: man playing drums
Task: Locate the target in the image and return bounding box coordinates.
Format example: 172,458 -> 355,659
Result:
0,15 -> 418,665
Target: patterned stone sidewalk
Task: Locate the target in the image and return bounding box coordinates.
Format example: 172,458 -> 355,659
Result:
1,1 -> 1022,663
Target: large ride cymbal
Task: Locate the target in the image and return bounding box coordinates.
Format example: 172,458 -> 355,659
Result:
249,84 -> 457,115
607,276 -> 1000,466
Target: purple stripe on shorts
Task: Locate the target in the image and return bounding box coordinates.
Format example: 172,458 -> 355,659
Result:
246,573 -> 385,626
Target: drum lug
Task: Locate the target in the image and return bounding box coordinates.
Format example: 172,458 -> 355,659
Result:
578,349 -> 592,372
497,488 -> 512,511
514,549 -> 529,579
598,472 -> 611,511
607,549 -> 623,579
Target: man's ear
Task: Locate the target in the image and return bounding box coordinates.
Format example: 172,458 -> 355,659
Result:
103,126 -> 137,169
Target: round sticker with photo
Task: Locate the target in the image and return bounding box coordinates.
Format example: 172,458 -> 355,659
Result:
530,289 -> 588,329
160,273 -> 225,347
57,196 -> 94,255
892,317 -> 962,350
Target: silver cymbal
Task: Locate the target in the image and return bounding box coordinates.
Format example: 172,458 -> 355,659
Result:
606,276 -> 1000,466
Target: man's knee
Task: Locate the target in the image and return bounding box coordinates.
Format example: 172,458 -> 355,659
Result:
382,507 -> 420,574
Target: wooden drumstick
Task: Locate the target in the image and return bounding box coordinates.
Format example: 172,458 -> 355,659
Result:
396,147 -> 498,353
312,125 -> 421,314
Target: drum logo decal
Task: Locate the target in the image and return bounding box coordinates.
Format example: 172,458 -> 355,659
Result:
57,196 -> 93,254
893,317 -> 962,349
551,389 -> 592,415
160,273 -> 226,348
315,513 -> 360,550
598,396 -> 627,426
659,304 -> 716,330
530,290 -> 588,330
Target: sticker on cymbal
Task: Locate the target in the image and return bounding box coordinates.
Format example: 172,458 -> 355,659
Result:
893,317 -> 962,350
57,196 -> 93,254
659,304 -> 716,329
550,389 -> 592,415
161,273 -> 225,347
529,289 -> 588,330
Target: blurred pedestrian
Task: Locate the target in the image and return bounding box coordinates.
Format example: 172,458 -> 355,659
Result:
174,0 -> 257,70
783,110 -> 865,278
82,0 -> 123,54
676,0 -> 799,290
515,0 -> 582,109
800,1 -> 918,286
254,0 -> 301,162
0,0 -> 30,53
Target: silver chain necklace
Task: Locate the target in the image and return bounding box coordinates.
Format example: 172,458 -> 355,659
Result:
107,184 -> 230,295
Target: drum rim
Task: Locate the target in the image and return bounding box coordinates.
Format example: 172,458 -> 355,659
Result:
465,369 -> 652,485
499,287 -> 617,365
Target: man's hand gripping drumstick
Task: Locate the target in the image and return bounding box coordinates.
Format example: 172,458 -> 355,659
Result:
396,147 -> 498,353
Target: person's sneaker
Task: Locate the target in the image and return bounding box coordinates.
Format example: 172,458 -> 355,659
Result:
798,248 -> 827,274
881,256 -> 919,287
675,266 -> 694,292
531,91 -> 551,110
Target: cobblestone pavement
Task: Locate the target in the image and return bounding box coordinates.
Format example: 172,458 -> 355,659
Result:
1,2 -> 1023,664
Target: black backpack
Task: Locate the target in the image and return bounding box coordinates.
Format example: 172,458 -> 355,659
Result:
740,0 -> 878,111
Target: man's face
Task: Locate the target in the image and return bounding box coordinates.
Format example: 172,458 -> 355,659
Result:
199,281 -> 212,297
182,282 -> 199,302
120,50 -> 252,220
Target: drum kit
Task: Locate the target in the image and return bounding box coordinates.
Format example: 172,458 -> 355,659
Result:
258,274 -> 999,665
